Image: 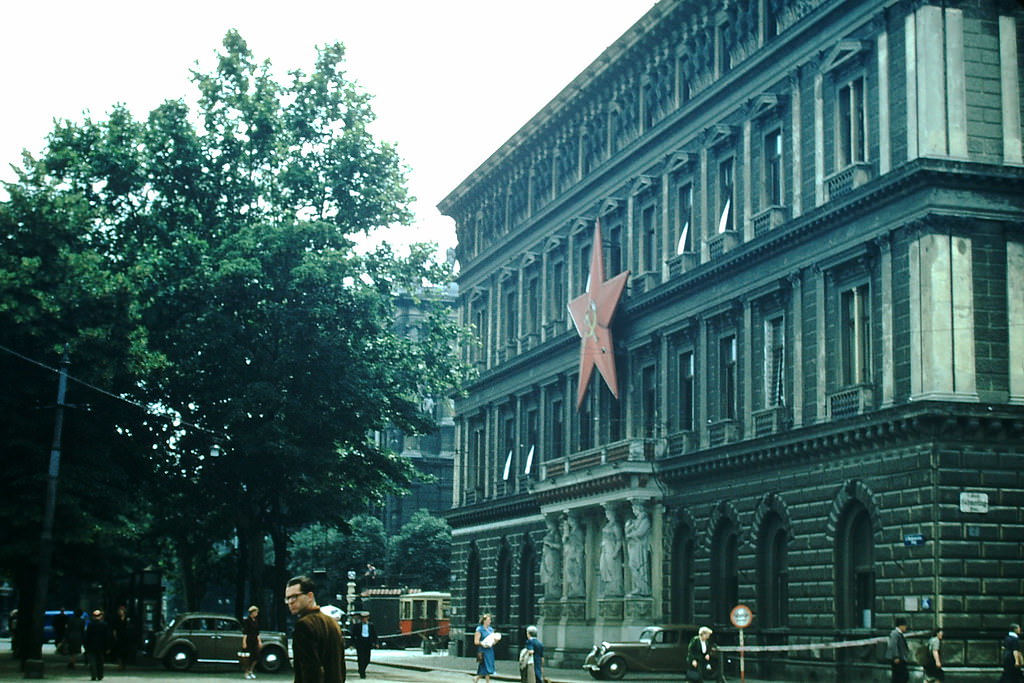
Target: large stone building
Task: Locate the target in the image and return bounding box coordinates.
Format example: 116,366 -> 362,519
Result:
438,0 -> 1024,680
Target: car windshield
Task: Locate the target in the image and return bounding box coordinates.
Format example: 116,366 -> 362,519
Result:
639,628 -> 658,643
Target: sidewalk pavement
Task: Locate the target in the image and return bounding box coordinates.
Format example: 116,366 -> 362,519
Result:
369,648 -> 775,683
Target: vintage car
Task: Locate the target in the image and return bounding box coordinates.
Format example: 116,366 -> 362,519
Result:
583,624 -> 700,679
152,612 -> 289,673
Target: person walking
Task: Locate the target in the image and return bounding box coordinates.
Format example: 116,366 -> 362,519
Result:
349,611 -> 378,679
923,628 -> 944,682
241,605 -> 262,680
472,613 -> 497,683
886,617 -> 911,683
285,575 -> 346,682
686,626 -> 714,681
1000,623 -> 1023,683
525,625 -> 544,683
83,609 -> 111,681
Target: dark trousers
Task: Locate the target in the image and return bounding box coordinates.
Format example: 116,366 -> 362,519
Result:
891,660 -> 909,683
88,650 -> 105,680
356,646 -> 371,676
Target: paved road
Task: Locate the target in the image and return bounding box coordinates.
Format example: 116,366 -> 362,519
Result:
0,643 -> 757,683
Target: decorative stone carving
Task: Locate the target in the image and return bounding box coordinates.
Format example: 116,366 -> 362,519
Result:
599,503 -> 624,597
625,500 -> 652,596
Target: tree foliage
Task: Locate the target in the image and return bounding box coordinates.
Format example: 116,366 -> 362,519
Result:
387,510 -> 452,590
0,30 -> 469,628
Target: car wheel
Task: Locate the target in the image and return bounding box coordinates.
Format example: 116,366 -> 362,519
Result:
259,646 -> 287,673
163,645 -> 195,671
602,656 -> 627,680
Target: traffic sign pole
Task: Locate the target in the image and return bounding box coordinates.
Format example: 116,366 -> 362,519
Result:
729,604 -> 753,683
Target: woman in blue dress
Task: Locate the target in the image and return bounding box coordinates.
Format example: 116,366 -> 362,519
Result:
473,613 -> 496,683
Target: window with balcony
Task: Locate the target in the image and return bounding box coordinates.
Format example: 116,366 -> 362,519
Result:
836,76 -> 866,170
640,204 -> 658,273
550,398 -> 565,460
676,182 -> 694,254
764,128 -> 783,207
717,157 -> 734,234
765,316 -> 785,407
840,284 -> 870,386
677,351 -> 695,431
640,363 -> 658,438
720,334 -> 737,420
549,259 -> 566,323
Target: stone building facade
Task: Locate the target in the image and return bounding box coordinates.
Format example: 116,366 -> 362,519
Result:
438,0 -> 1024,680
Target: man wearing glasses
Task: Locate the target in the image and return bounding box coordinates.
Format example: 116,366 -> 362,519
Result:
285,575 -> 346,682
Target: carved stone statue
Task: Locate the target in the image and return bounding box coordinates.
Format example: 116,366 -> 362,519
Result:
625,500 -> 652,596
540,514 -> 563,599
599,503 -> 624,597
562,511 -> 585,598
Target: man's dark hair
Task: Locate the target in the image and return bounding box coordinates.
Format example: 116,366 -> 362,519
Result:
895,616 -> 908,627
287,575 -> 316,595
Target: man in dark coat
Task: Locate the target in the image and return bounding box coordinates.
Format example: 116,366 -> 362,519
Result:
885,617 -> 911,683
349,612 -> 378,679
286,575 -> 346,682
83,609 -> 111,681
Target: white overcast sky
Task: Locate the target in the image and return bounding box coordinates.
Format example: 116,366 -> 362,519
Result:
0,0 -> 657,256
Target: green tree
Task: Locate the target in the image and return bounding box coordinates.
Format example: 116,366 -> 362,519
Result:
1,30 -> 471,629
387,510 -> 452,590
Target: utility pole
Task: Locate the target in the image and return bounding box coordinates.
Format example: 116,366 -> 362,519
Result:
26,344 -> 70,677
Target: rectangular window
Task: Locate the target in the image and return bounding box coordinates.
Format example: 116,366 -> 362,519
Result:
677,182 -> 693,253
607,224 -> 623,275
473,304 -> 488,366
641,205 -> 657,272
718,158 -> 734,233
840,285 -> 870,385
764,317 -> 785,407
577,386 -> 593,451
720,335 -> 737,419
641,364 -> 657,437
579,243 -> 591,292
677,351 -> 695,431
525,275 -> 539,335
837,77 -> 866,169
551,399 -> 564,459
764,128 -> 783,206
504,286 -> 517,342
550,260 -> 566,321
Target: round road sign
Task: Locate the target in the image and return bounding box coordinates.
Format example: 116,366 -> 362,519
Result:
730,604 -> 753,628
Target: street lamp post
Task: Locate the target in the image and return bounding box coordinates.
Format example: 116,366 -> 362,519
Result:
27,345 -> 70,676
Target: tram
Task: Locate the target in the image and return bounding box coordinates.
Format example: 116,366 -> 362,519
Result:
361,589 -> 450,650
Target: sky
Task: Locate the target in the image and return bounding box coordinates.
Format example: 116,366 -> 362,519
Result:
0,0 -> 658,257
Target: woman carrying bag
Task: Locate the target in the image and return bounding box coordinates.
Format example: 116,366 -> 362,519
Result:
686,626 -> 715,681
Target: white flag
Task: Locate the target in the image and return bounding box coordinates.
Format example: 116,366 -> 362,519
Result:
717,198 -> 731,234
523,445 -> 535,475
502,449 -> 513,481
676,221 -> 690,255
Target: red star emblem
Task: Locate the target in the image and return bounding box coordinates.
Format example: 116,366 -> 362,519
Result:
567,220 -> 630,410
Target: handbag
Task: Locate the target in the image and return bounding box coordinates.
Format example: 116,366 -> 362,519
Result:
685,668 -> 701,682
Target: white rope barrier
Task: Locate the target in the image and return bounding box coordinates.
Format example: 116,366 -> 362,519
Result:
715,630 -> 930,654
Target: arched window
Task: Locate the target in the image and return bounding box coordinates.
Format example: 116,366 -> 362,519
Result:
495,540 -> 512,625
519,536 -> 537,626
670,522 -> 695,623
711,518 -> 739,624
466,544 -> 480,629
835,502 -> 874,629
757,512 -> 789,627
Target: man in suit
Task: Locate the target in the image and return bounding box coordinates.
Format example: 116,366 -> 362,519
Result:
286,575 -> 346,682
349,612 -> 378,679
83,609 -> 111,681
